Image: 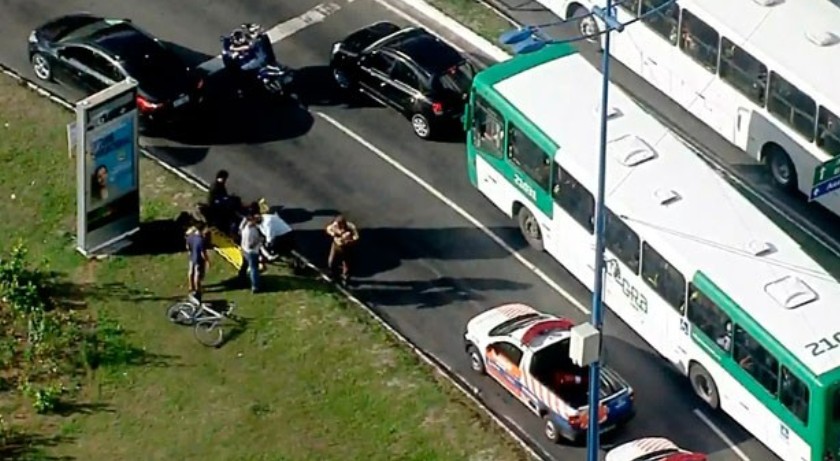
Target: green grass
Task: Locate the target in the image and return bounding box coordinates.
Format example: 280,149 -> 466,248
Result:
425,0 -> 513,44
0,77 -> 528,460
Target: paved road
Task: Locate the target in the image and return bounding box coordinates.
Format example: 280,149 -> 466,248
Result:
1,1 -> 776,459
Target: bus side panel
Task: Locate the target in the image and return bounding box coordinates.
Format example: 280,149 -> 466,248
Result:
544,205 -> 595,292
687,333 -> 811,461
474,155 -> 520,219
466,136 -> 479,188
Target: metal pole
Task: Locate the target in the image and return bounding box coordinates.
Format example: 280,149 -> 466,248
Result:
586,0 -> 613,459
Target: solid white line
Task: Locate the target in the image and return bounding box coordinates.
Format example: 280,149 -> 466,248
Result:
265,2 -> 343,43
197,2 -> 344,74
693,409 -> 750,461
316,111 -> 591,315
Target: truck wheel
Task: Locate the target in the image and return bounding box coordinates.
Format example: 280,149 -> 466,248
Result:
517,206 -> 544,251
765,145 -> 797,192
543,415 -> 561,443
467,345 -> 485,375
689,363 -> 720,410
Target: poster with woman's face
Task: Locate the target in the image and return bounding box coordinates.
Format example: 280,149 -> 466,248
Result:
86,118 -> 136,209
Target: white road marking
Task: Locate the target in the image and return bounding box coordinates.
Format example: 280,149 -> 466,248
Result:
316,111 -> 591,315
318,109 -> 747,457
197,2 -> 344,74
694,409 -> 750,461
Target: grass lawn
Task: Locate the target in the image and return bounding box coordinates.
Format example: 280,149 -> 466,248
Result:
0,76 -> 528,461
425,0 -> 513,43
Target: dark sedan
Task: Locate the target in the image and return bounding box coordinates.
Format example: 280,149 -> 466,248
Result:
330,22 -> 475,140
28,13 -> 204,133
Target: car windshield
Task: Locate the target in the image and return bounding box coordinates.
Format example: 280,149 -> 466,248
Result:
640,449 -> 681,460
90,24 -> 187,84
489,313 -> 545,337
435,60 -> 475,94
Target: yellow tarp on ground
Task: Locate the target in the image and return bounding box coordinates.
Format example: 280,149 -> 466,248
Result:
209,228 -> 242,269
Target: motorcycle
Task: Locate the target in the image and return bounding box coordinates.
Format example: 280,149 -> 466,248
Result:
220,23 -> 295,98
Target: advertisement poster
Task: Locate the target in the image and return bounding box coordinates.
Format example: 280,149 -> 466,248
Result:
76,80 -> 140,255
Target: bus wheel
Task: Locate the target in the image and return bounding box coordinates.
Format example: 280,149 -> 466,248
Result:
572,6 -> 601,45
689,363 -> 720,410
765,145 -> 797,192
517,207 -> 544,251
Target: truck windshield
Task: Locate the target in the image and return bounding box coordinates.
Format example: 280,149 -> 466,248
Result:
489,313 -> 544,337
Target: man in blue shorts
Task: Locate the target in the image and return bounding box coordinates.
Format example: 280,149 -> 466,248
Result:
186,223 -> 211,297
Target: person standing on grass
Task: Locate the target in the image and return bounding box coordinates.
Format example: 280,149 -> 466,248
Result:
326,214 -> 359,285
186,223 -> 210,298
239,214 -> 265,293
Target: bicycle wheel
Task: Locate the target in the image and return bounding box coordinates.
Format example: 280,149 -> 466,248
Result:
166,302 -> 196,326
194,320 -> 224,347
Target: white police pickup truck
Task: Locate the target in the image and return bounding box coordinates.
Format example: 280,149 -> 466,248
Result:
464,303 -> 635,443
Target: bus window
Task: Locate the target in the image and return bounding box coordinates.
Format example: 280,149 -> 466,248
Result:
472,97 -> 505,159
818,106 -> 840,157
640,242 -> 686,313
687,284 -> 732,353
619,0 -> 640,16
605,208 -> 640,274
779,366 -> 809,425
507,123 -> 551,191
678,10 -> 719,73
719,37 -> 767,106
733,325 -> 779,396
768,72 -> 817,142
833,388 -> 840,421
641,0 -> 680,45
552,166 -> 594,233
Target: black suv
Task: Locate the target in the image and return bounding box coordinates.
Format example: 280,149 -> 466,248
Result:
330,22 -> 475,140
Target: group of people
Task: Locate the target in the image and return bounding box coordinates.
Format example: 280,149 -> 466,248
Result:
185,170 -> 361,298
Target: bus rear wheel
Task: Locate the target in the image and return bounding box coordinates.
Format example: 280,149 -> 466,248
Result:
572,5 -> 601,46
765,145 -> 797,192
689,363 -> 720,410
517,206 -> 544,251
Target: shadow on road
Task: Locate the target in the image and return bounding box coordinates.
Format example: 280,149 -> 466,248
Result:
292,225 -> 530,280
599,334 -> 753,456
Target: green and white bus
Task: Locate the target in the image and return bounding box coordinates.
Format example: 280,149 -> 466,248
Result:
464,43 -> 840,461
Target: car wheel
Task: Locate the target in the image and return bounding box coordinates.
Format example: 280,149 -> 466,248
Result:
765,145 -> 798,192
466,345 -> 485,375
517,206 -> 544,251
572,6 -> 601,46
689,363 -> 720,410
332,68 -> 351,90
411,113 -> 432,139
31,53 -> 52,81
543,415 -> 561,443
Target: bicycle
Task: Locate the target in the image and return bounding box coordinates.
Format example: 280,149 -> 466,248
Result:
166,295 -> 239,348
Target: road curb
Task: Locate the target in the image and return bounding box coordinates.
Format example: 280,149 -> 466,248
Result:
386,0 -> 513,62
0,62 -> 549,461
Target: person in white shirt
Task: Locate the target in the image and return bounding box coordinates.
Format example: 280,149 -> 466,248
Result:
238,214 -> 265,293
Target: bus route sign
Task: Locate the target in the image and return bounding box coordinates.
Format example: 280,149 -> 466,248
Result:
810,157 -> 840,201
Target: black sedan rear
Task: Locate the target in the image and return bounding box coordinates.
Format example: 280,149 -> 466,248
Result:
330,22 -> 475,140
28,13 -> 204,133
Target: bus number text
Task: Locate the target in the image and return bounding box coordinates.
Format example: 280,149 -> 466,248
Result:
513,174 -> 537,201
605,258 -> 648,314
805,331 -> 840,356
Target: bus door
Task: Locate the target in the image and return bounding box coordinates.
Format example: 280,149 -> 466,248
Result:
470,97 -> 512,210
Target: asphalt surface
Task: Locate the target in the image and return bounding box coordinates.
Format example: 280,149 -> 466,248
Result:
0,0 -> 781,460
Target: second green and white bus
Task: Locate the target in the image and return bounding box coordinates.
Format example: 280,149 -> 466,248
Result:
465,43 -> 840,461
541,0 -> 840,218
